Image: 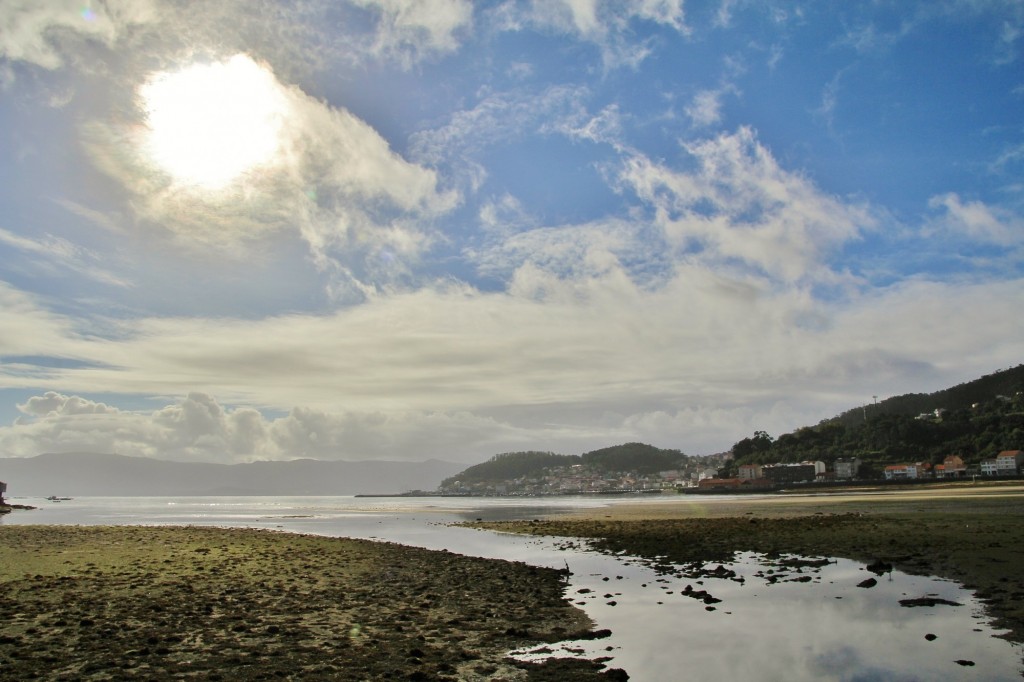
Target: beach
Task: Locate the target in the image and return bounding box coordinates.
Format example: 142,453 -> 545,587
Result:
0,525 -> 621,681
471,482 -> 1024,645
3,485 -> 1024,680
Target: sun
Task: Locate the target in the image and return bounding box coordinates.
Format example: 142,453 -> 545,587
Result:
139,54 -> 289,190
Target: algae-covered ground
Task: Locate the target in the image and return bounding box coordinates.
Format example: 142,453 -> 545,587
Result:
469,484 -> 1024,647
0,525 -> 624,681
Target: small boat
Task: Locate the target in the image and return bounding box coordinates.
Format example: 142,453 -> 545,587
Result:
46,495 -> 72,502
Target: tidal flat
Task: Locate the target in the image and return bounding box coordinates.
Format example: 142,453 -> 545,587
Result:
0,525 -> 619,681
470,483 -> 1024,647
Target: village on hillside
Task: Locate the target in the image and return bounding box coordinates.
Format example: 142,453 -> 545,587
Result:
438,449 -> 1024,497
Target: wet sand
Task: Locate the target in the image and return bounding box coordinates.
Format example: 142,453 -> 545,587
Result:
0,525 -> 624,681
470,483 -> 1024,645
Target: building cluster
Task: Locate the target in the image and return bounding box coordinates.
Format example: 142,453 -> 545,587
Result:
701,450 -> 1024,489
699,460 -> 833,491
885,450 -> 1024,480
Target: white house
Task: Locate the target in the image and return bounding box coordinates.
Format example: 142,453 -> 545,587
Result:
981,459 -> 999,476
995,450 -> 1024,475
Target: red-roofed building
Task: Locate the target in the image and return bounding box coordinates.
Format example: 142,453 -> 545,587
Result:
935,455 -> 967,479
884,464 -> 921,480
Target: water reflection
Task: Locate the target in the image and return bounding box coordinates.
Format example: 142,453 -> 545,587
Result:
513,549 -> 1023,681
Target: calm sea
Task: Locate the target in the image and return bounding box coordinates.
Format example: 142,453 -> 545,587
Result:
3,495 -> 1022,681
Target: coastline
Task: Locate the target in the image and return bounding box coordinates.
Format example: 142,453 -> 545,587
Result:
0,525 -> 622,681
469,484 -> 1024,645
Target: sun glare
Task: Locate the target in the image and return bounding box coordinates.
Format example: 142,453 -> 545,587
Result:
139,54 -> 289,190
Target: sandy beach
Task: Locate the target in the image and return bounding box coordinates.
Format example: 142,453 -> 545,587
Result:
0,525 -> 622,681
471,483 -> 1024,646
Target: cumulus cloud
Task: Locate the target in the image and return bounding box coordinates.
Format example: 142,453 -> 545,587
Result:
619,126 -> 874,283
0,390 -> 586,462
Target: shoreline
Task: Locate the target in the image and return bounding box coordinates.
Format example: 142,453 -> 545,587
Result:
469,485 -> 1024,647
0,525 -> 623,681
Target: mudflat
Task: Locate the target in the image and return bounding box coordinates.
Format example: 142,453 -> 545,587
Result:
470,483 -> 1024,645
0,525 -> 621,681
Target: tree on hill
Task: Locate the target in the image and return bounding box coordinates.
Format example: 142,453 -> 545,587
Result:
580,443 -> 685,474
829,365 -> 1024,428
730,366 -> 1024,471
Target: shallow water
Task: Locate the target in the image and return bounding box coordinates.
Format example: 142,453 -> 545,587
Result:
4,495 -> 1022,680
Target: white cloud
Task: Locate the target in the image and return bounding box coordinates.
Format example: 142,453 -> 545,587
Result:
619,127 -> 874,283
411,85 -> 589,163
927,192 -> 1024,245
0,281 -> 87,359
0,390 -> 586,462
347,0 -> 473,67
685,89 -> 724,128
2,261 -> 1022,460
0,226 -> 130,287
0,0 -> 158,69
492,0 -> 688,69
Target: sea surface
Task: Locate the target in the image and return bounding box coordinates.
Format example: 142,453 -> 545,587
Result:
3,495 -> 1022,681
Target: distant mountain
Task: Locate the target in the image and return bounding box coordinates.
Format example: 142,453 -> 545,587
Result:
0,452 -> 463,497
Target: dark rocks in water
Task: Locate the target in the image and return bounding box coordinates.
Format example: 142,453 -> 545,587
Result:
955,660 -> 975,667
857,578 -> 877,589
925,634 -> 937,641
866,560 -> 893,575
899,597 -> 961,608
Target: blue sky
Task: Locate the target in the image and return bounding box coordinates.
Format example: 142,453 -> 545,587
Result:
0,0 -> 1021,464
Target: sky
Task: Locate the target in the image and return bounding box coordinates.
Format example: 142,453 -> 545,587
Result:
0,0 -> 1022,465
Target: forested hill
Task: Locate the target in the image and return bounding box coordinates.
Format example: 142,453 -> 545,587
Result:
440,443 -> 687,489
441,451 -> 579,488
730,365 -> 1024,474
828,365 -> 1024,428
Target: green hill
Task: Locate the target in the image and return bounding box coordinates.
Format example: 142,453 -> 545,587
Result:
440,443 -> 688,492
440,451 -> 579,488
580,442 -> 685,474
729,365 -> 1024,474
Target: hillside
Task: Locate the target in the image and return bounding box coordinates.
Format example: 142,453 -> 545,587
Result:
440,443 -> 699,494
729,365 -> 1024,474
828,364 -> 1024,428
